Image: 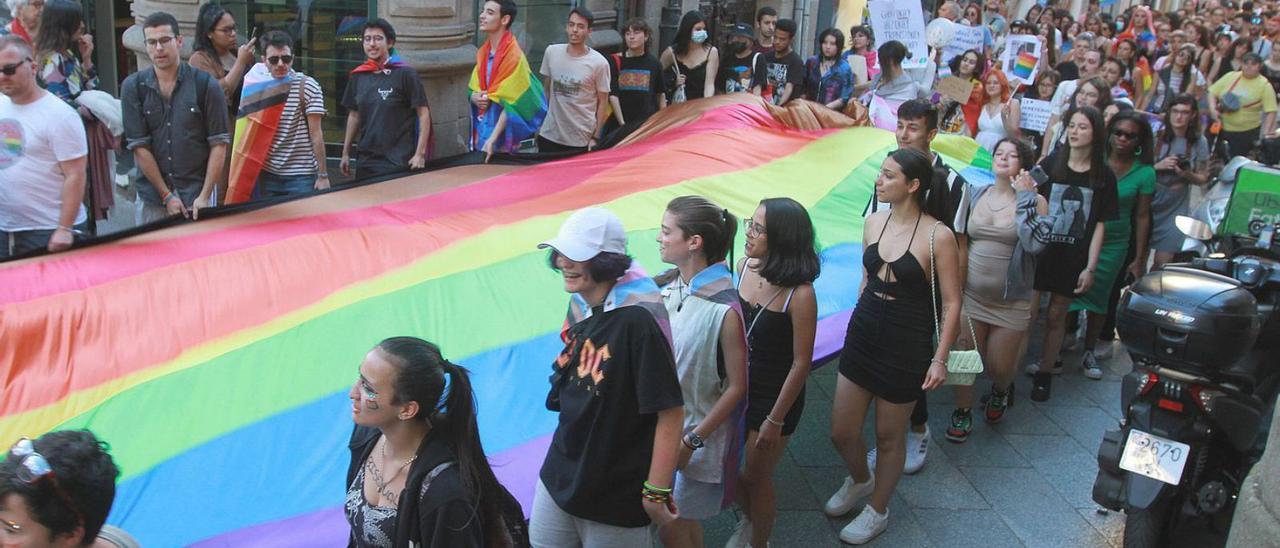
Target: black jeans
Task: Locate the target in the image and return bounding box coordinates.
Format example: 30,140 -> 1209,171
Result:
536,135 -> 588,154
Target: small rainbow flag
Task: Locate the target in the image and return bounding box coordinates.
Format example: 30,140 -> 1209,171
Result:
1014,52 -> 1038,80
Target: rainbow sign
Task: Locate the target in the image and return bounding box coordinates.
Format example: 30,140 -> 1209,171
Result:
0,96 -> 991,544
1014,52 -> 1039,80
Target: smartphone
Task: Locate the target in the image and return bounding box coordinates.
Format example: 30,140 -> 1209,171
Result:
1030,165 -> 1049,186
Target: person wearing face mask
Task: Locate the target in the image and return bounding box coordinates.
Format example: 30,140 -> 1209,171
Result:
661,10 -> 718,103
717,23 -> 760,94
804,28 -> 855,110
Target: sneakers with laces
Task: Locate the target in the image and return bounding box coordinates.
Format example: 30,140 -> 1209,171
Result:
724,516 -> 752,548
839,504 -> 890,544
1082,351 -> 1104,380
1031,372 -> 1053,401
1025,360 -> 1065,376
824,473 -> 875,517
945,408 -> 973,443
983,385 -> 1012,423
904,424 -> 930,473
1095,340 -> 1115,361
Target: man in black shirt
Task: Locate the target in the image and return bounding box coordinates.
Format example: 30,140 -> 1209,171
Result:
862,99 -> 969,476
604,18 -> 666,140
751,18 -> 805,106
340,19 -> 431,180
529,207 -> 684,547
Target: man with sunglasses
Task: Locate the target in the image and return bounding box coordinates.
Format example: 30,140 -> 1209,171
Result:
250,30 -> 327,197
0,430 -> 122,547
0,34 -> 87,258
121,12 -> 230,224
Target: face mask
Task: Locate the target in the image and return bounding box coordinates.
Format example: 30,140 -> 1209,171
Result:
728,41 -> 747,54
692,29 -> 708,44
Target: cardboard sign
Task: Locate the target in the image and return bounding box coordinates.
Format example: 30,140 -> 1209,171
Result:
938,76 -> 975,104
1019,98 -> 1052,132
1000,35 -> 1042,86
868,0 -> 928,68
942,24 -> 985,65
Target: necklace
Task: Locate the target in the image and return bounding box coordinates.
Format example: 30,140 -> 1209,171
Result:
984,190 -> 1015,213
366,438 -> 417,505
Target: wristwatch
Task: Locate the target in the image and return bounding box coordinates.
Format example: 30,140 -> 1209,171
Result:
684,432 -> 704,450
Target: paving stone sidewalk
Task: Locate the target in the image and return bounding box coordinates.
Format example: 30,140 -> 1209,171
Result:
700,325 -> 1134,547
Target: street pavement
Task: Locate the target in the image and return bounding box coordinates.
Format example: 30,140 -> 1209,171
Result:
702,322 -> 1134,547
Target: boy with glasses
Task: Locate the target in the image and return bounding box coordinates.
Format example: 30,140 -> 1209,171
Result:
340,18 -> 431,179
121,12 -> 230,223
225,30 -> 327,201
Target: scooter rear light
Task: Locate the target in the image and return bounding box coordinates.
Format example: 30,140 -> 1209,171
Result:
1137,371 -> 1159,396
1158,399 -> 1185,413
1190,386 -> 1223,413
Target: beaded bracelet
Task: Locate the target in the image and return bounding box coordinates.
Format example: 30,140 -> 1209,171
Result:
642,491 -> 671,504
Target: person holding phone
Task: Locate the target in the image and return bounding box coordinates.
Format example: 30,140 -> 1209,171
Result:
190,3 -> 257,119
1024,106 -> 1119,401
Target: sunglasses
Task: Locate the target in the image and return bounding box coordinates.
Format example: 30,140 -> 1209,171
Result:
267,55 -> 294,65
1112,129 -> 1138,140
9,438 -> 85,527
0,58 -> 29,76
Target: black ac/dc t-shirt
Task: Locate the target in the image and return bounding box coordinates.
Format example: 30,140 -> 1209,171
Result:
608,52 -> 664,127
341,66 -> 429,172
751,50 -> 805,105
540,305 -> 683,528
1033,151 -> 1120,296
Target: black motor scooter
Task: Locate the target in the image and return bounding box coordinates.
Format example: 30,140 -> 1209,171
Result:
1092,216 -> 1280,547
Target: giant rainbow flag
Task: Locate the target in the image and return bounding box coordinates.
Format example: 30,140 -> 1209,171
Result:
0,95 -> 991,545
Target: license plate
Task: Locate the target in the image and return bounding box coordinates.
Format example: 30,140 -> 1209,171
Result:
1119,429 -> 1192,485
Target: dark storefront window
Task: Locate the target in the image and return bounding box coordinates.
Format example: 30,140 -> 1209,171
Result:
221,0 -> 376,145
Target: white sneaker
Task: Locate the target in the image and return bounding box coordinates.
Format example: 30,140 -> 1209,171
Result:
1095,341 -> 1115,361
1082,351 -> 1104,380
904,424 -> 929,474
823,473 -> 875,517
839,504 -> 890,544
725,516 -> 752,548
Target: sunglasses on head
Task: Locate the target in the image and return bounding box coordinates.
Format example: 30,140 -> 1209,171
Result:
267,55 -> 294,65
0,58 -> 30,76
9,438 -> 85,527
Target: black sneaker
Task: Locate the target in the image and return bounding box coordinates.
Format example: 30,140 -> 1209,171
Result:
984,386 -> 1012,423
945,408 -> 973,443
1031,373 -> 1052,402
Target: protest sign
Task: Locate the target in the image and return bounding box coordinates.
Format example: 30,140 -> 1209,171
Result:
938,76 -> 975,104
869,0 -> 928,68
941,24 -> 985,65
1000,34 -> 1042,85
1019,98 -> 1052,132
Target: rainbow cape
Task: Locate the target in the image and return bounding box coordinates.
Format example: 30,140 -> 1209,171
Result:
226,63 -> 293,203
350,50 -> 411,74
468,31 -> 547,153
0,95 -> 991,544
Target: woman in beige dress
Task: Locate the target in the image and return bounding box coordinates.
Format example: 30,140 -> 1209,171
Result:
945,138 -> 1049,443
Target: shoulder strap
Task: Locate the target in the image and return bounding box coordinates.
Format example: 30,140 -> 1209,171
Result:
782,287 -> 798,312
612,53 -> 622,73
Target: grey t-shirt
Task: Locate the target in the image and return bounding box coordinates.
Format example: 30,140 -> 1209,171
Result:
1151,135 -> 1210,252
540,44 -> 611,147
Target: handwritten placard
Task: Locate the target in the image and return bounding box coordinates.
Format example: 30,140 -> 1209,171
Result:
942,24 -> 985,65
1019,98 -> 1052,132
869,0 -> 928,68
937,76 -> 975,104
1000,35 -> 1042,85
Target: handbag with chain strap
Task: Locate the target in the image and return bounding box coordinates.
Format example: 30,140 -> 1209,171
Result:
928,222 -> 984,386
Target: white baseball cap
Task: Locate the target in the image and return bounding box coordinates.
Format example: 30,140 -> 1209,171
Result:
538,207 -> 628,262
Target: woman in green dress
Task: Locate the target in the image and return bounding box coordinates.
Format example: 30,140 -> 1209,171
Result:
1073,110 -> 1154,379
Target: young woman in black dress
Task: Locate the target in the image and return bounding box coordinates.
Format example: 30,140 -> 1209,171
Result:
726,198 -> 820,548
825,148 -> 963,544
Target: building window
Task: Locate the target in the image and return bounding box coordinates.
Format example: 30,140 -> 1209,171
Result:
221,0 -> 376,146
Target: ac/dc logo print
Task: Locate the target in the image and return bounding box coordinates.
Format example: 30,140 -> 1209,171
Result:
555,333 -> 612,396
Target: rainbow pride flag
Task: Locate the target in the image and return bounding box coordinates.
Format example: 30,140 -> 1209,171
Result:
1014,51 -> 1038,80
226,63 -> 294,204
468,31 -> 547,153
0,96 -> 991,545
